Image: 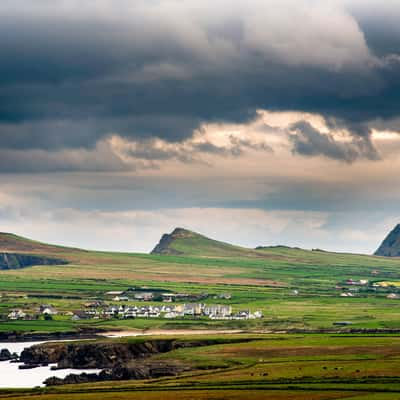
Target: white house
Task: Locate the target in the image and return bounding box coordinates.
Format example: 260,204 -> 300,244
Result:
8,310 -> 26,320
113,296 -> 129,302
42,306 -> 58,316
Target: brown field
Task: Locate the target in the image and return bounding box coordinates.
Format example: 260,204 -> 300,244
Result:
0,263 -> 282,286
0,390 -> 360,400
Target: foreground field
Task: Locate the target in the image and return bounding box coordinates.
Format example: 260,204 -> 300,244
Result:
0,390 -> 380,400
1,334 -> 400,399
0,391 -> 391,400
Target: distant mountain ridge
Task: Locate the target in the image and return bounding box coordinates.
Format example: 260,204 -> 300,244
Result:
375,224 -> 400,257
151,228 -> 305,258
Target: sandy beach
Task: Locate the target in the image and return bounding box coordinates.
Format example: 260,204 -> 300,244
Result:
101,329 -> 245,338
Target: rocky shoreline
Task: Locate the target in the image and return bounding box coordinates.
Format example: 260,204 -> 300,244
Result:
18,337 -> 245,386
0,348 -> 18,361
44,360 -> 187,385
20,338 -> 234,368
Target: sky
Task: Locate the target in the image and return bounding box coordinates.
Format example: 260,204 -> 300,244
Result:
1,0 -> 400,253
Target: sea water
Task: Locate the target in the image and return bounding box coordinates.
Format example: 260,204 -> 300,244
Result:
0,341 -> 101,388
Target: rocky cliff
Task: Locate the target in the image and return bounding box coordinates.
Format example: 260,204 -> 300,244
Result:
375,224 -> 400,257
0,252 -> 67,270
44,360 -> 187,386
20,337 -> 250,386
150,228 -> 190,255
0,348 -> 18,361
20,338 -> 238,369
20,340 -> 176,368
150,227 -> 248,257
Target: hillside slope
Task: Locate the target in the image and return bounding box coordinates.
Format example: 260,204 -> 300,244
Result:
2,227 -> 400,287
150,228 -> 259,257
0,232 -> 75,269
0,232 -> 81,255
375,224 -> 400,257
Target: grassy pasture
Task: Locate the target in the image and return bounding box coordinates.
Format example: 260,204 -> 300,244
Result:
1,231 -> 400,332
1,334 -> 400,399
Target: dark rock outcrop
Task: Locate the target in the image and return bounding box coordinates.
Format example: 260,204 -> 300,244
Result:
0,348 -> 18,361
0,252 -> 67,270
45,373 -> 100,386
44,361 -> 184,386
21,340 -> 180,368
375,224 -> 400,257
150,228 -> 190,255
19,364 -> 40,369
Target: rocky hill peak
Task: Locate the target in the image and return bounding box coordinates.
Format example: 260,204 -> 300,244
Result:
375,224 -> 400,257
150,228 -> 195,255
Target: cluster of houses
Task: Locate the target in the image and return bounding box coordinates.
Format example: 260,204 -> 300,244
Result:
6,301 -> 263,321
4,287 -> 261,321
336,278 -> 400,299
105,289 -> 214,303
76,303 -> 263,321
7,304 -> 58,320
336,279 -> 369,297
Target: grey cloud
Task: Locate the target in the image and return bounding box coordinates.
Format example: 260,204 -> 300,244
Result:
0,0 -> 399,161
0,141 -> 130,173
288,121 -> 380,162
0,129 -> 273,173
124,135 -> 273,165
2,171 -> 400,214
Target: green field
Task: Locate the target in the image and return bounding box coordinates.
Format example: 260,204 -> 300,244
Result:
2,333 -> 400,399
1,229 -> 400,332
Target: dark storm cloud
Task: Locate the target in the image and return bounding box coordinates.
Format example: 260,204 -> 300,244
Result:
0,0 -> 400,164
347,1 -> 400,57
0,145 -> 130,173
288,120 -> 380,163
124,135 -> 272,163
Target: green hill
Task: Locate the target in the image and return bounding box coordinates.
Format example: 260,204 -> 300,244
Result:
150,228 -> 362,262
150,227 -> 261,257
0,232 -> 75,270
0,232 -> 80,255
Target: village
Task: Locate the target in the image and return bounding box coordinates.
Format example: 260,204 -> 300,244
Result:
5,289 -> 263,322
5,277 -> 400,323
83,303 -> 263,320
7,302 -> 263,322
